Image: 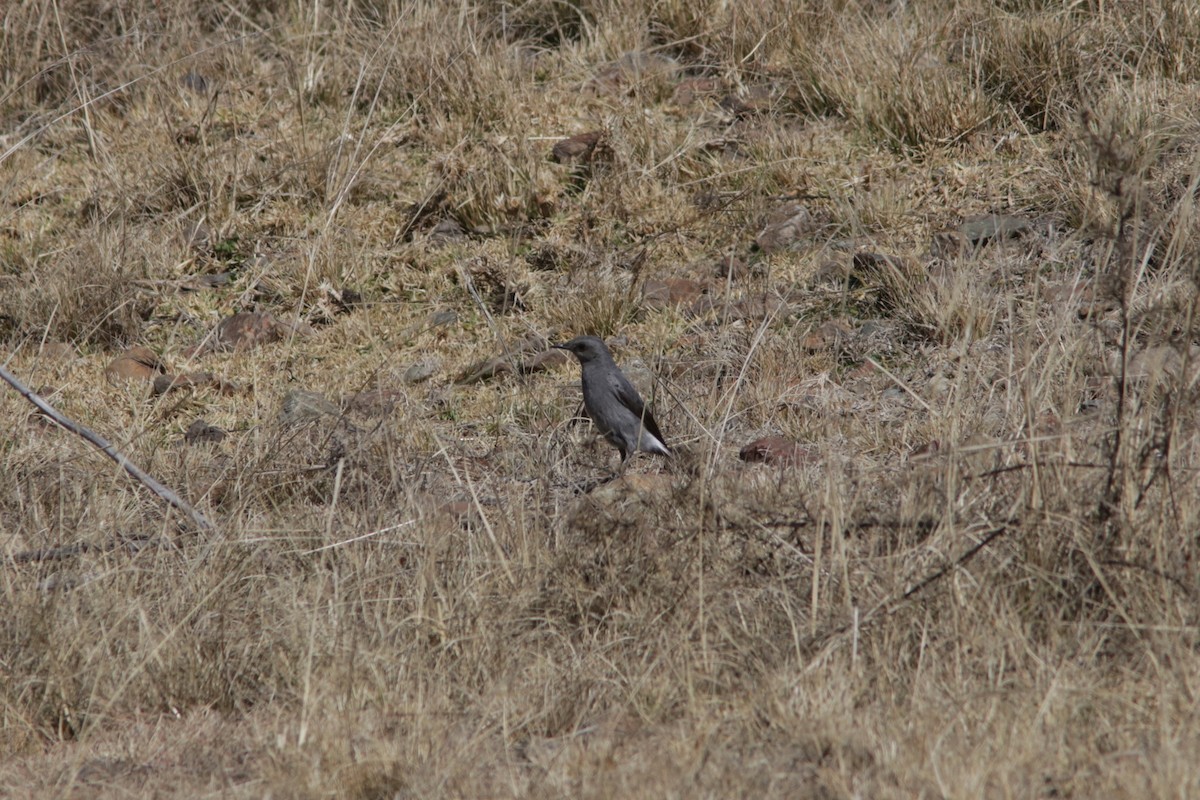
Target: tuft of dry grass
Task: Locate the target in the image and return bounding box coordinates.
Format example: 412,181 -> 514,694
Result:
4,0 -> 1200,797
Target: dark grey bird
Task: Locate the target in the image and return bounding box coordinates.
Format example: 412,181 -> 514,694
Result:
554,335 -> 671,469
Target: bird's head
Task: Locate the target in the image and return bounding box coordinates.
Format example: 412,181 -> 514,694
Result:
553,335 -> 609,364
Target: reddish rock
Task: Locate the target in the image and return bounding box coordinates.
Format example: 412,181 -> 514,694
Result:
739,436 -> 815,468
105,347 -> 165,385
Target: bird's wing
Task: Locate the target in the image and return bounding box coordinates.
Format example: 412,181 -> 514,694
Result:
610,371 -> 669,451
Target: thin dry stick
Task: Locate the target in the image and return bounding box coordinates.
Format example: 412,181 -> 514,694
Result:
0,365 -> 214,532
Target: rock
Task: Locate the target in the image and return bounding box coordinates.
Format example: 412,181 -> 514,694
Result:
184,419 -> 226,445
105,347 -> 165,385
404,359 -> 440,384
459,346 -> 567,382
152,373 -> 191,395
618,357 -> 657,400
934,215 -> 1034,256
642,277 -> 708,311
739,436 -> 815,467
755,202 -> 813,253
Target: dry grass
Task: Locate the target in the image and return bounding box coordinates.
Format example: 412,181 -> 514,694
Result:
4,0 -> 1200,796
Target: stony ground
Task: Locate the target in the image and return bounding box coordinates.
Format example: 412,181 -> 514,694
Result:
3,1 -> 1200,797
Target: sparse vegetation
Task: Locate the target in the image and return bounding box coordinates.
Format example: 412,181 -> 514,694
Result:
3,0 -> 1200,796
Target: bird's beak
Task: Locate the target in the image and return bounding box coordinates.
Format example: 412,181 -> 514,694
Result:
551,343 -> 569,350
